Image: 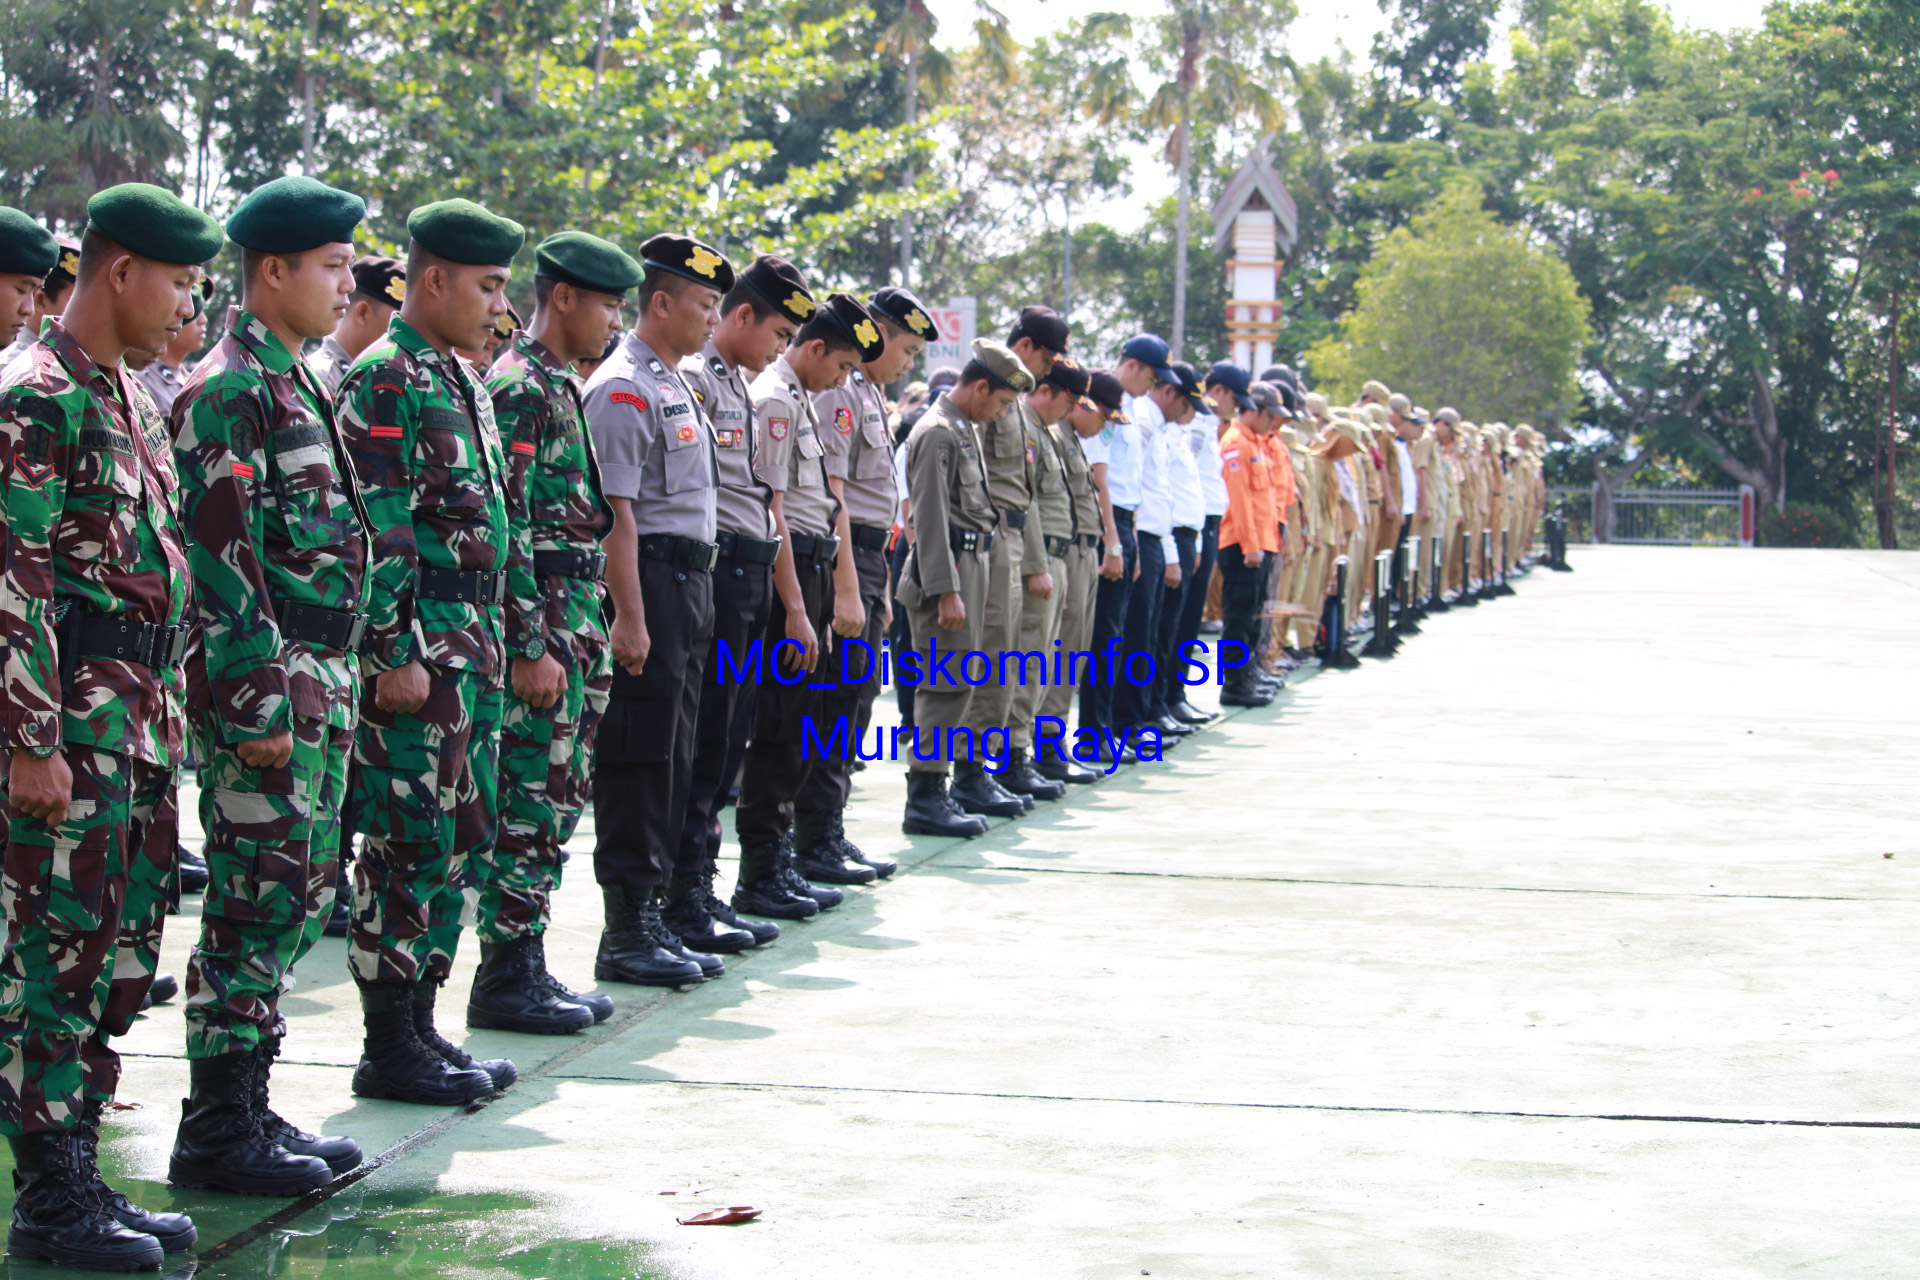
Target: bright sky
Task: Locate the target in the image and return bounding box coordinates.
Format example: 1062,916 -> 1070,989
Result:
925,0 -> 1771,229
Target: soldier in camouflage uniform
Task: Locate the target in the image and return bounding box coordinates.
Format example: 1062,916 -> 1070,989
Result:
334,199 -> 531,1106
0,188 -> 215,1270
166,177 -> 375,1198
470,231 -> 634,1035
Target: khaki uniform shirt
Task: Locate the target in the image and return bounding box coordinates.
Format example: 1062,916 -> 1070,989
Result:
901,392 -> 996,597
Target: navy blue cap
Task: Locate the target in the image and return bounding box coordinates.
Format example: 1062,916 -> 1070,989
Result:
1169,360 -> 1209,414
1120,334 -> 1175,383
1259,363 -> 1298,388
1204,360 -> 1254,412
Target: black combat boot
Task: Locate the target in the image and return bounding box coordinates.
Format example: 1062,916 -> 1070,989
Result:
413,981 -> 515,1090
1034,744 -> 1098,785
349,983 -> 496,1106
168,1052 -> 333,1196
793,810 -> 877,885
772,833 -> 842,911
901,771 -> 990,837
139,972 -> 178,1011
466,934 -> 595,1035
692,860 -> 780,945
731,836 -> 821,921
75,1100 -> 197,1251
595,885 -> 707,987
663,866 -> 759,954
998,749 -> 1065,801
9,1131 -> 166,1270
525,932 -> 614,1022
175,844 -> 209,894
820,808 -> 896,878
249,1038 -> 362,1175
950,759 -> 1028,818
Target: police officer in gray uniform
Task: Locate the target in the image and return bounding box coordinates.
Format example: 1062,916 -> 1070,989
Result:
582,232 -> 733,989
898,339 -> 1032,836
733,294 -> 885,913
307,256 -> 405,396
669,255 -> 815,943
794,286 -> 933,884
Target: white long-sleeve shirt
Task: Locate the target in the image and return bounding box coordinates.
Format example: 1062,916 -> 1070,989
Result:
1133,397 -> 1175,545
1191,412 -> 1229,518
1166,413 -> 1205,530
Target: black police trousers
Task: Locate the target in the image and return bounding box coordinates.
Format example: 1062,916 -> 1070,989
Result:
674,553 -> 774,892
1109,521 -> 1166,730
735,546 -> 838,848
797,543 -> 888,815
1080,505 -> 1136,732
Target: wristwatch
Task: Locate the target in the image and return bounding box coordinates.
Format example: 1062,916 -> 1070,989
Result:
25,744 -> 58,760
519,636 -> 546,661
1105,544 -> 1124,558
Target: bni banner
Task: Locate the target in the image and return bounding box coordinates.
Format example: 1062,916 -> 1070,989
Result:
922,297 -> 976,374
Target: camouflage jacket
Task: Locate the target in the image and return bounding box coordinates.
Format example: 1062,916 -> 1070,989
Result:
171,307 -> 373,743
0,320 -> 192,766
335,316 -> 527,682
485,332 -> 612,658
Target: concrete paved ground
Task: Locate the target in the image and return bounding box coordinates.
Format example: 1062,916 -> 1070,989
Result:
33,546 -> 1920,1278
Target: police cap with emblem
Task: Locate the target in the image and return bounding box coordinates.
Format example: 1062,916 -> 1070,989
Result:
492,304 -> 522,340
535,230 -> 643,297
812,292 -> 887,363
1041,357 -> 1096,413
0,208 -> 59,279
1086,370 -> 1129,423
969,337 -> 1035,394
406,198 -> 525,267
351,256 -> 406,307
45,234 -> 81,290
1205,360 -> 1254,412
868,285 -> 935,340
1010,304 -> 1070,356
640,232 -> 735,293
1169,360 -> 1209,414
226,175 -> 366,253
736,254 -> 815,325
86,183 -> 226,266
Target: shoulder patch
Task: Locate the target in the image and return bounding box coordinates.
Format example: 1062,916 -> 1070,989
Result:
610,390 -> 649,412
768,417 -> 789,441
676,423 -> 698,443
710,357 -> 728,377
646,358 -> 667,376
833,406 -> 854,434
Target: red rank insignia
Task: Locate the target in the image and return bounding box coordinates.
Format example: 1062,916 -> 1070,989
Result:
611,391 -> 649,411
511,441 -> 536,455
231,461 -> 256,479
15,459 -> 52,489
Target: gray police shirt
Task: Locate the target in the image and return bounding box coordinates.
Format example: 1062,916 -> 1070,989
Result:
750,353 -> 837,538
814,369 -> 898,528
680,339 -> 772,539
582,332 -> 718,541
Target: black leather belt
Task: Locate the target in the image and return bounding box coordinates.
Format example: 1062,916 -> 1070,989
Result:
533,548 -> 607,581
416,566 -> 508,605
949,527 -> 995,554
1080,533 -> 1103,549
789,531 -> 842,563
639,532 -> 720,573
716,530 -> 782,565
1003,509 -> 1028,530
71,614 -> 191,669
849,523 -> 891,552
276,601 -> 369,652
1045,534 -> 1074,557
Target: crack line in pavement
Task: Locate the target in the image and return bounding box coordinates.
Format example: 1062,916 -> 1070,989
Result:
921,864 -> 1917,904
561,1077 -> 1920,1131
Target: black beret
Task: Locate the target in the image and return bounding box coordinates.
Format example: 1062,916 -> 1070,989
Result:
867,285 -> 935,340
736,255 -> 815,326
1010,304 -> 1070,356
492,304 -> 522,340
351,256 -> 406,307
813,292 -> 886,363
0,208 -> 59,279
406,198 -> 525,267
86,183 -> 225,266
45,235 -> 80,287
226,176 -> 365,253
535,230 -> 642,296
640,233 -> 735,293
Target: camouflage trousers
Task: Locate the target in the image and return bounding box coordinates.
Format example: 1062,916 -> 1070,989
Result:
477,631 -> 610,943
0,749 -> 174,1135
182,714 -> 348,1058
346,667 -> 502,988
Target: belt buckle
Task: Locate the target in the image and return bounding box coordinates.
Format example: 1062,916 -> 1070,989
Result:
488,572 -> 508,606
345,614 -> 369,652
692,542 -> 719,573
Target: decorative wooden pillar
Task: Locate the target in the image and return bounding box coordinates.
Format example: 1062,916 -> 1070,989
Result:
1210,144 -> 1297,371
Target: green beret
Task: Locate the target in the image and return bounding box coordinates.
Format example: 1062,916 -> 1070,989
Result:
534,231 -> 641,296
0,208 -> 59,279
226,176 -> 366,253
406,198 -> 525,267
86,183 -> 225,266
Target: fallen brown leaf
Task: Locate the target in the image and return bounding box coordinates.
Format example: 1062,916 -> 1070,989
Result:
657,1186 -> 713,1196
107,1101 -> 141,1110
678,1206 -> 761,1226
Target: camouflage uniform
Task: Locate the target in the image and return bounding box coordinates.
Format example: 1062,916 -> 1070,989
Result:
170,307 -> 371,1058
336,316 -> 526,988
481,332 -> 612,942
0,320 -> 191,1135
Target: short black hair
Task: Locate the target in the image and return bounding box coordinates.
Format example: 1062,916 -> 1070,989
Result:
959,358 -> 995,387
876,314 -> 912,340
795,312 -> 858,356
637,264 -> 701,315
76,227 -> 118,282
240,246 -> 306,295
720,280 -> 778,323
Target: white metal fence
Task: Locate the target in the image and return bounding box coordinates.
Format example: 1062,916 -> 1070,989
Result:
1541,484 -> 1755,547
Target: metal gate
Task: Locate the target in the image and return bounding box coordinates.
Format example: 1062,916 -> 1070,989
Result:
1543,484 -> 1756,547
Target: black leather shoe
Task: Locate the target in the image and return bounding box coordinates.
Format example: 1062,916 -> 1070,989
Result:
248,1040 -> 361,1176
1034,752 -> 1099,784
793,810 -> 878,884
169,1053 -> 333,1196
1151,714 -> 1196,736
1170,699 -> 1215,725
140,972 -> 178,1012
1220,680 -> 1275,707
74,1101 -> 197,1251
951,761 -> 1028,818
466,935 -> 595,1036
175,844 -> 209,894
998,749 -> 1065,801
732,837 -> 820,921
595,886 -> 707,987
902,771 -> 990,837
414,982 -> 516,1089
525,933 -> 614,1022
9,1132 -> 167,1270
350,984 -> 497,1106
